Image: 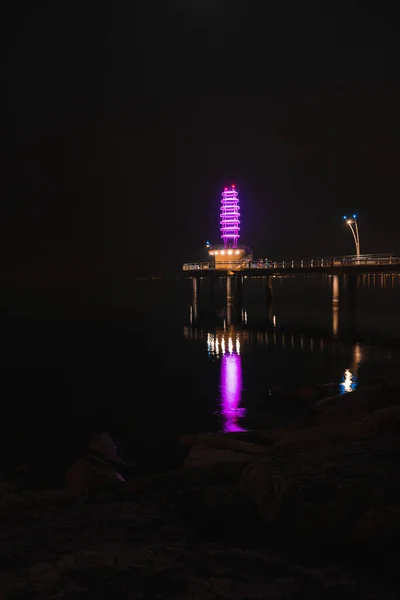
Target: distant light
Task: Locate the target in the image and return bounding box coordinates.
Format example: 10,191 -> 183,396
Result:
353,214 -> 357,218
221,250 -> 225,255
224,187 -> 228,191
340,368 -> 357,394
343,216 -> 347,220
228,250 -> 233,255
236,250 -> 240,254
347,220 -> 352,224
232,184 -> 235,188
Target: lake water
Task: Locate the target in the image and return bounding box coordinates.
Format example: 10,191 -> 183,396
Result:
1,274 -> 400,477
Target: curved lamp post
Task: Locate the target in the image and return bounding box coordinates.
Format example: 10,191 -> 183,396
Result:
343,214 -> 360,257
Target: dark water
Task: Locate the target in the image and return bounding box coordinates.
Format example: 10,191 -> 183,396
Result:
1,274 -> 399,479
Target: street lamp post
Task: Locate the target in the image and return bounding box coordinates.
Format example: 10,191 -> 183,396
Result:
343,215 -> 360,257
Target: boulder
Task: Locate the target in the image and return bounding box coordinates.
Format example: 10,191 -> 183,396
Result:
180,433 -> 269,455
351,503 -> 400,544
66,456 -> 125,498
274,403 -> 400,455
87,432 -> 126,464
66,432 -> 129,499
290,386 -> 315,402
313,385 -> 398,426
180,433 -> 270,468
249,424 -> 309,444
183,444 -> 259,468
351,404 -> 400,440
240,435 -> 400,546
0,480 -> 32,511
272,423 -> 353,454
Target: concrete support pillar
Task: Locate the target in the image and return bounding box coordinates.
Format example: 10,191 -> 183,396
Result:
226,276 -> 233,327
235,276 -> 243,321
226,276 -> 232,303
265,276 -> 273,325
347,275 -> 358,333
209,277 -> 216,307
266,276 -> 273,302
192,277 -> 198,322
347,275 -> 357,311
332,274 -> 340,307
236,276 -> 243,303
332,274 -> 340,337
267,300 -> 273,326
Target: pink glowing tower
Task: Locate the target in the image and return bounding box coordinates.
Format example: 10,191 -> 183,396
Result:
220,185 -> 240,248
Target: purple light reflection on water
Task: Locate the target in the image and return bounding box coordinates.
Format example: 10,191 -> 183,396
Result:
220,352 -> 247,432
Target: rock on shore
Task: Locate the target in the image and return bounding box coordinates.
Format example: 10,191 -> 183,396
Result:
1,378 -> 400,599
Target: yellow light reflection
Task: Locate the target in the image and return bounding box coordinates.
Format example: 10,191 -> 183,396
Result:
332,306 -> 339,337
353,343 -> 362,370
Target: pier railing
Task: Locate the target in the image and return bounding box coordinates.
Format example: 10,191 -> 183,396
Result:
182,253 -> 400,271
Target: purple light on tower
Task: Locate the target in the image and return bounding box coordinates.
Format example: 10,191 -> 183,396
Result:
220,353 -> 246,432
220,185 -> 240,248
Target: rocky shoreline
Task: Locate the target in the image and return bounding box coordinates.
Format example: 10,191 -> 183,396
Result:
1,374 -> 400,599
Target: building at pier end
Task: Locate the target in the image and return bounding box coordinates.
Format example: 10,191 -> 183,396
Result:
208,185 -> 253,270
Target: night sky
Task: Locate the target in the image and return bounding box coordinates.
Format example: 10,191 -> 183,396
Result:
3,2 -> 400,310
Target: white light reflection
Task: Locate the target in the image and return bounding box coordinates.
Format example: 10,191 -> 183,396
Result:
340,368 -> 356,394
340,343 -> 362,394
221,337 -> 226,355
206,332 -> 244,358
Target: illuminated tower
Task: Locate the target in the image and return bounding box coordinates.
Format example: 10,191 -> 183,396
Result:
220,185 -> 240,248
208,184 -> 252,270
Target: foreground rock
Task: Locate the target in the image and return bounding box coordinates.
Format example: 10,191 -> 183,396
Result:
66,432 -> 135,500
2,381 -> 400,598
1,469 -> 399,600
240,435 -> 400,547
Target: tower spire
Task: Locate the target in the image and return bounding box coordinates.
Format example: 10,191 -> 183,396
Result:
220,185 -> 240,248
